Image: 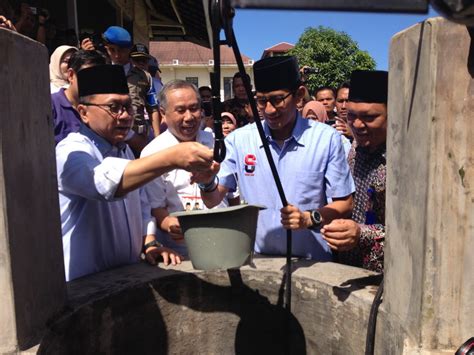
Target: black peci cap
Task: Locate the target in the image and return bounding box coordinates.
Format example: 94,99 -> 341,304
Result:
253,56 -> 301,93
349,70 -> 388,104
78,65 -> 129,98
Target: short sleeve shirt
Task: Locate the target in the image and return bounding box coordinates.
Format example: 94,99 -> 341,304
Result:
218,114 -> 355,260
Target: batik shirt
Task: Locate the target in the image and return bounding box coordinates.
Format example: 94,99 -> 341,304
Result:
338,143 -> 386,272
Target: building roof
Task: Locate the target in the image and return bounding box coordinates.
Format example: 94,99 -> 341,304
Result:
150,41 -> 253,66
261,42 -> 295,59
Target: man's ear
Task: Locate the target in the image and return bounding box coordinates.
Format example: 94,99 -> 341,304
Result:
76,104 -> 89,124
66,68 -> 75,84
159,107 -> 166,124
295,86 -> 306,101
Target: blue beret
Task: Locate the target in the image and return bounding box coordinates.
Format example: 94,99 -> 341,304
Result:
102,26 -> 132,48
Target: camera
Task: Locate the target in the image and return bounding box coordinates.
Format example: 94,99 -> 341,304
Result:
201,101 -> 213,117
30,7 -> 49,19
91,33 -> 106,51
303,67 -> 319,75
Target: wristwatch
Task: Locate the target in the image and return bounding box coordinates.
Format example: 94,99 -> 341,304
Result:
198,175 -> 219,193
143,240 -> 163,252
307,210 -> 322,230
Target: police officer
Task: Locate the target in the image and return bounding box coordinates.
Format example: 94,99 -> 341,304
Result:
130,43 -> 161,137
82,26 -> 159,154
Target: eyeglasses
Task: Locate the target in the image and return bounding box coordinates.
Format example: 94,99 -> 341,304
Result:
255,92 -> 293,109
82,102 -> 133,118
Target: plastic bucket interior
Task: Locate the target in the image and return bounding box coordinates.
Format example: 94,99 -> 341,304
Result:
171,204 -> 265,270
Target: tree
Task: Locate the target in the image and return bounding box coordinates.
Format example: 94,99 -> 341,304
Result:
288,26 -> 376,93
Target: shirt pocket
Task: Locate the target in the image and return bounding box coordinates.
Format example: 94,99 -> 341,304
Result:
289,171 -> 326,210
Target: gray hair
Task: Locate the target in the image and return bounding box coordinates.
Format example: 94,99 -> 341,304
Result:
159,79 -> 200,111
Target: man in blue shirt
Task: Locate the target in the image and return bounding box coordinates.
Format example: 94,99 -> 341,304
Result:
195,56 -> 355,260
51,50 -> 106,144
57,65 -> 216,280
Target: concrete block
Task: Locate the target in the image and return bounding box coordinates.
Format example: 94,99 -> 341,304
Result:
384,17 -> 473,352
0,29 -> 66,352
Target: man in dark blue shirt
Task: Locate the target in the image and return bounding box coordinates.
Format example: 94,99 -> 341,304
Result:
51,50 -> 106,144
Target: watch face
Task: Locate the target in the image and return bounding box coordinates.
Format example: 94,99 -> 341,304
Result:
312,210 -> 321,225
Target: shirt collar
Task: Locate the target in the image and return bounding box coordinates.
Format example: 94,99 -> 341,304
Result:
79,124 -> 126,157
163,129 -> 208,145
262,111 -> 308,147
58,88 -> 74,109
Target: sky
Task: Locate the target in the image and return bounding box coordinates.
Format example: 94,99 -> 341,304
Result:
231,7 -> 439,70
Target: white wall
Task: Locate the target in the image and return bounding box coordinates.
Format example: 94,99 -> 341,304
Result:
159,65 -> 254,101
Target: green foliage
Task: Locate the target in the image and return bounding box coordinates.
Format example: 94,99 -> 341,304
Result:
288,26 -> 376,94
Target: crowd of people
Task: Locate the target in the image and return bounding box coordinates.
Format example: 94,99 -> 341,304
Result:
2,19 -> 388,280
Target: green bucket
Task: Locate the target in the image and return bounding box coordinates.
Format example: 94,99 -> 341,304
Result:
171,204 -> 265,270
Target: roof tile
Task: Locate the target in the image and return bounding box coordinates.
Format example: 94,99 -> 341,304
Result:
150,41 -> 253,65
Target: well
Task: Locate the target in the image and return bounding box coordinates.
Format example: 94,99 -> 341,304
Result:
39,260 -> 380,354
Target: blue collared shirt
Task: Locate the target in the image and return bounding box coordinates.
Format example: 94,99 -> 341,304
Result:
218,113 -> 355,260
57,124 -> 151,281
51,88 -> 82,145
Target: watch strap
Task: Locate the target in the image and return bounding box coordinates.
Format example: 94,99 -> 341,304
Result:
143,240 -> 163,251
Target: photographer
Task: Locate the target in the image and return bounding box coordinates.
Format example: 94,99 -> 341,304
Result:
13,3 -> 47,45
297,66 -> 317,112
0,0 -> 16,31
0,15 -> 16,31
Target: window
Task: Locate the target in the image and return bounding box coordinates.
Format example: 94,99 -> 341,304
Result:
224,77 -> 233,101
185,77 -> 199,87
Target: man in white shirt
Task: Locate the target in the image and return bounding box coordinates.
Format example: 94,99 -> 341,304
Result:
57,66 -> 216,281
141,80 -> 221,255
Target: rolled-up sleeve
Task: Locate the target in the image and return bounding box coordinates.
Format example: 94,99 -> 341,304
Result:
57,141 -> 130,201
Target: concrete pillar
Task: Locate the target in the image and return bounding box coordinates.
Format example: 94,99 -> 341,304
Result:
382,17 -> 473,353
0,29 -> 66,352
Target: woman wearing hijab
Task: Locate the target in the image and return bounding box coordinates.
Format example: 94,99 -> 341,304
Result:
49,45 -> 77,93
302,100 -> 328,123
221,112 -> 237,138
303,99 -> 351,157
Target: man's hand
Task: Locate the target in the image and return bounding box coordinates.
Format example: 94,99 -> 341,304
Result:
190,162 -> 220,185
161,216 -> 184,243
171,142 -> 217,172
280,204 -> 312,230
0,16 -> 17,31
334,118 -> 353,138
80,37 -> 95,51
145,245 -> 182,266
321,219 -> 360,251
